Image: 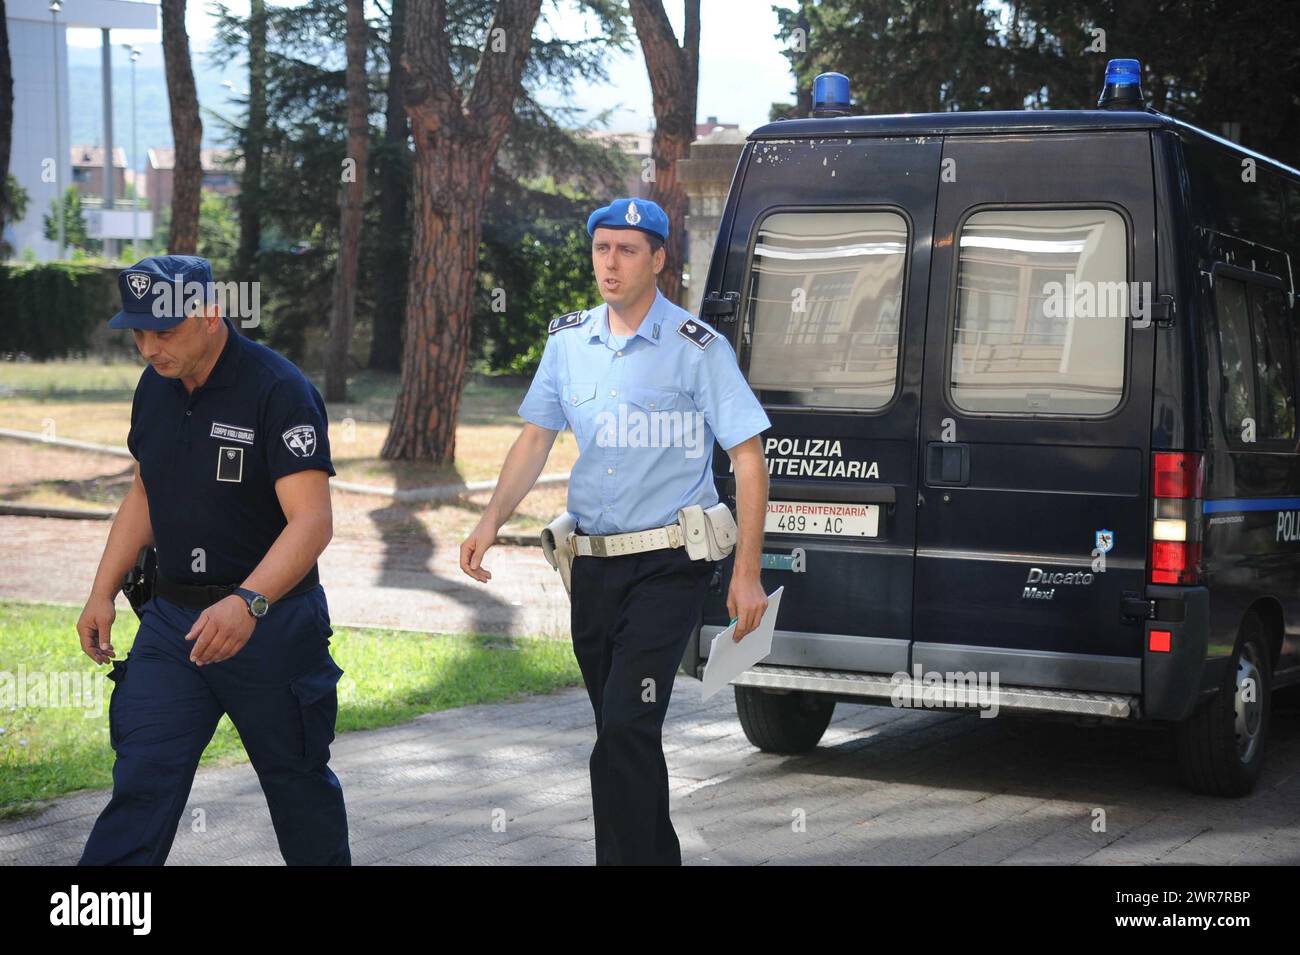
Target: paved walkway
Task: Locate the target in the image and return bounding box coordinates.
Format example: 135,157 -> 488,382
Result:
0,511 -> 572,638
4,507 -> 1300,865
4,678 -> 1299,865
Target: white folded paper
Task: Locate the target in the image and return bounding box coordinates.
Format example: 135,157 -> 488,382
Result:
700,586 -> 783,701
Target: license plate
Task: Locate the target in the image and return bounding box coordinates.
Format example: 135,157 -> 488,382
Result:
764,500 -> 880,537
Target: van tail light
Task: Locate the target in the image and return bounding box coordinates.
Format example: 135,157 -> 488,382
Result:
1149,452 -> 1203,585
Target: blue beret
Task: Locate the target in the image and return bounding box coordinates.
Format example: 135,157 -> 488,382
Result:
110,255 -> 215,330
586,197 -> 669,242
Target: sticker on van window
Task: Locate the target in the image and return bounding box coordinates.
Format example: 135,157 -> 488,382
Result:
1095,529 -> 1115,554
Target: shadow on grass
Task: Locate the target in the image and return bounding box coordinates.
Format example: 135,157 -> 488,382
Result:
0,462 -> 134,508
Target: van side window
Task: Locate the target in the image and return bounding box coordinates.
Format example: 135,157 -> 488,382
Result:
1250,285 -> 1296,441
742,210 -> 907,410
949,208 -> 1128,415
1215,278 -> 1256,437
1218,276 -> 1297,444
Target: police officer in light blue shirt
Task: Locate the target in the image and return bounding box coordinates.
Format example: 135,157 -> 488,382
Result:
460,197 -> 772,865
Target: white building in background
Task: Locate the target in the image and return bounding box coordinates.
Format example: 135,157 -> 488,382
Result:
5,0 -> 157,260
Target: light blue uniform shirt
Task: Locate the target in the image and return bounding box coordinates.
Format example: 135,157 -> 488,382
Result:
518,289 -> 771,535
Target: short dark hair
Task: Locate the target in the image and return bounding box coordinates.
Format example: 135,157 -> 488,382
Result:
647,234 -> 665,255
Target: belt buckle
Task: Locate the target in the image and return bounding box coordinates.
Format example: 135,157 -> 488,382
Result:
588,536 -> 608,557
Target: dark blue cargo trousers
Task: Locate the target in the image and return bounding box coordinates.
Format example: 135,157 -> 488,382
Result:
80,587 -> 350,865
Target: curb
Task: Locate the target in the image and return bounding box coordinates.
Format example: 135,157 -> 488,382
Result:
0,428 -> 133,458
495,531 -> 540,546
0,501 -> 115,520
0,428 -> 569,501
332,472 -> 568,503
0,502 -> 547,545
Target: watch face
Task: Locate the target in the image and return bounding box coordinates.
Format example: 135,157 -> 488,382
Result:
250,595 -> 270,618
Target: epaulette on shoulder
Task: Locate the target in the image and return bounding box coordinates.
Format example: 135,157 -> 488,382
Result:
548,311 -> 585,334
676,318 -> 718,350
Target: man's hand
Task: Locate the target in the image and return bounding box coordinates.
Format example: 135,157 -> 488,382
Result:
77,593 -> 118,664
185,594 -> 256,666
727,571 -> 768,642
460,519 -> 498,583
460,424 -> 558,583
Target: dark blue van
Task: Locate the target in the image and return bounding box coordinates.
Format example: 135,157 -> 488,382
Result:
690,62 -> 1300,796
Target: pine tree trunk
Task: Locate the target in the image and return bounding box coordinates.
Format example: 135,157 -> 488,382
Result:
647,123 -> 690,304
161,0 -> 202,254
381,147 -> 487,461
630,0 -> 700,307
381,0 -> 541,463
368,0 -> 410,372
325,0 -> 369,402
236,0 -> 267,298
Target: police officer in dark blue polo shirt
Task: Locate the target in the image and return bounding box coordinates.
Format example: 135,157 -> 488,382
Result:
75,255 -> 350,866
460,199 -> 772,865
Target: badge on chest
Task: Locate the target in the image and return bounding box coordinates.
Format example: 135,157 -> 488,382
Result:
216,446 -> 245,482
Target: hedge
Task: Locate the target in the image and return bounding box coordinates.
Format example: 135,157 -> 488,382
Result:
0,263 -> 120,359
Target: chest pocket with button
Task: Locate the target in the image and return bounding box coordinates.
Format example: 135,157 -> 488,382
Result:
563,380 -> 599,440
626,385 -> 685,413
625,385 -> 704,452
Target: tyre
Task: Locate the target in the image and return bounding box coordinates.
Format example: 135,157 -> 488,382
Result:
1174,610 -> 1273,796
735,685 -> 835,753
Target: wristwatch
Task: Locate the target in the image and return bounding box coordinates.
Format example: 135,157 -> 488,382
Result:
233,587 -> 270,619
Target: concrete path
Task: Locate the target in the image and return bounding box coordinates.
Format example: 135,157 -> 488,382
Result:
0,511 -> 571,638
3,677 -> 1299,865
4,507 -> 1300,866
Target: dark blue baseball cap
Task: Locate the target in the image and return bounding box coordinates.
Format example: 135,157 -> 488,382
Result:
110,255 -> 215,330
586,197 -> 669,243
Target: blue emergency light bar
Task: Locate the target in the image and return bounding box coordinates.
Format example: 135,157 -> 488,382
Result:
812,72 -> 851,117
1098,58 -> 1145,110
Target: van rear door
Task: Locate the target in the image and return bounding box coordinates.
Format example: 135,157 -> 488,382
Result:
911,131 -> 1157,694
704,136 -> 942,675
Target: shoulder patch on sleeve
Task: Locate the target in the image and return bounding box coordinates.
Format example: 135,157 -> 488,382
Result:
677,318 -> 718,350
547,311 -> 585,334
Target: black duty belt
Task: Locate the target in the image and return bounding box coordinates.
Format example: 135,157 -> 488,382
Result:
154,566 -> 320,611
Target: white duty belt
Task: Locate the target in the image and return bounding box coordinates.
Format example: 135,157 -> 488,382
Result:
572,523 -> 684,558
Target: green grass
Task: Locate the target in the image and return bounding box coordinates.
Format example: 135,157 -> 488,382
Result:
0,358 -> 531,426
0,358 -> 143,398
0,601 -> 581,819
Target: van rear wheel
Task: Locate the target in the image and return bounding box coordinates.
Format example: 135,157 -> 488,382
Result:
1174,611 -> 1272,797
735,686 -> 835,753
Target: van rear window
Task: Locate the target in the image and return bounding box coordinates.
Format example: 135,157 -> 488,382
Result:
949,208 -> 1128,415
742,210 -> 907,410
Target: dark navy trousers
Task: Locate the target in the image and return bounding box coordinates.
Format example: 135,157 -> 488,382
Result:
80,587 -> 350,866
569,547 -> 714,866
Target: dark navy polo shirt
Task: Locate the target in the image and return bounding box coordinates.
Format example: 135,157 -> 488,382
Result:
127,317 -> 335,586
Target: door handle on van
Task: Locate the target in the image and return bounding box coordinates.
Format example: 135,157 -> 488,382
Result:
926,442 -> 970,486
702,291 -> 740,323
